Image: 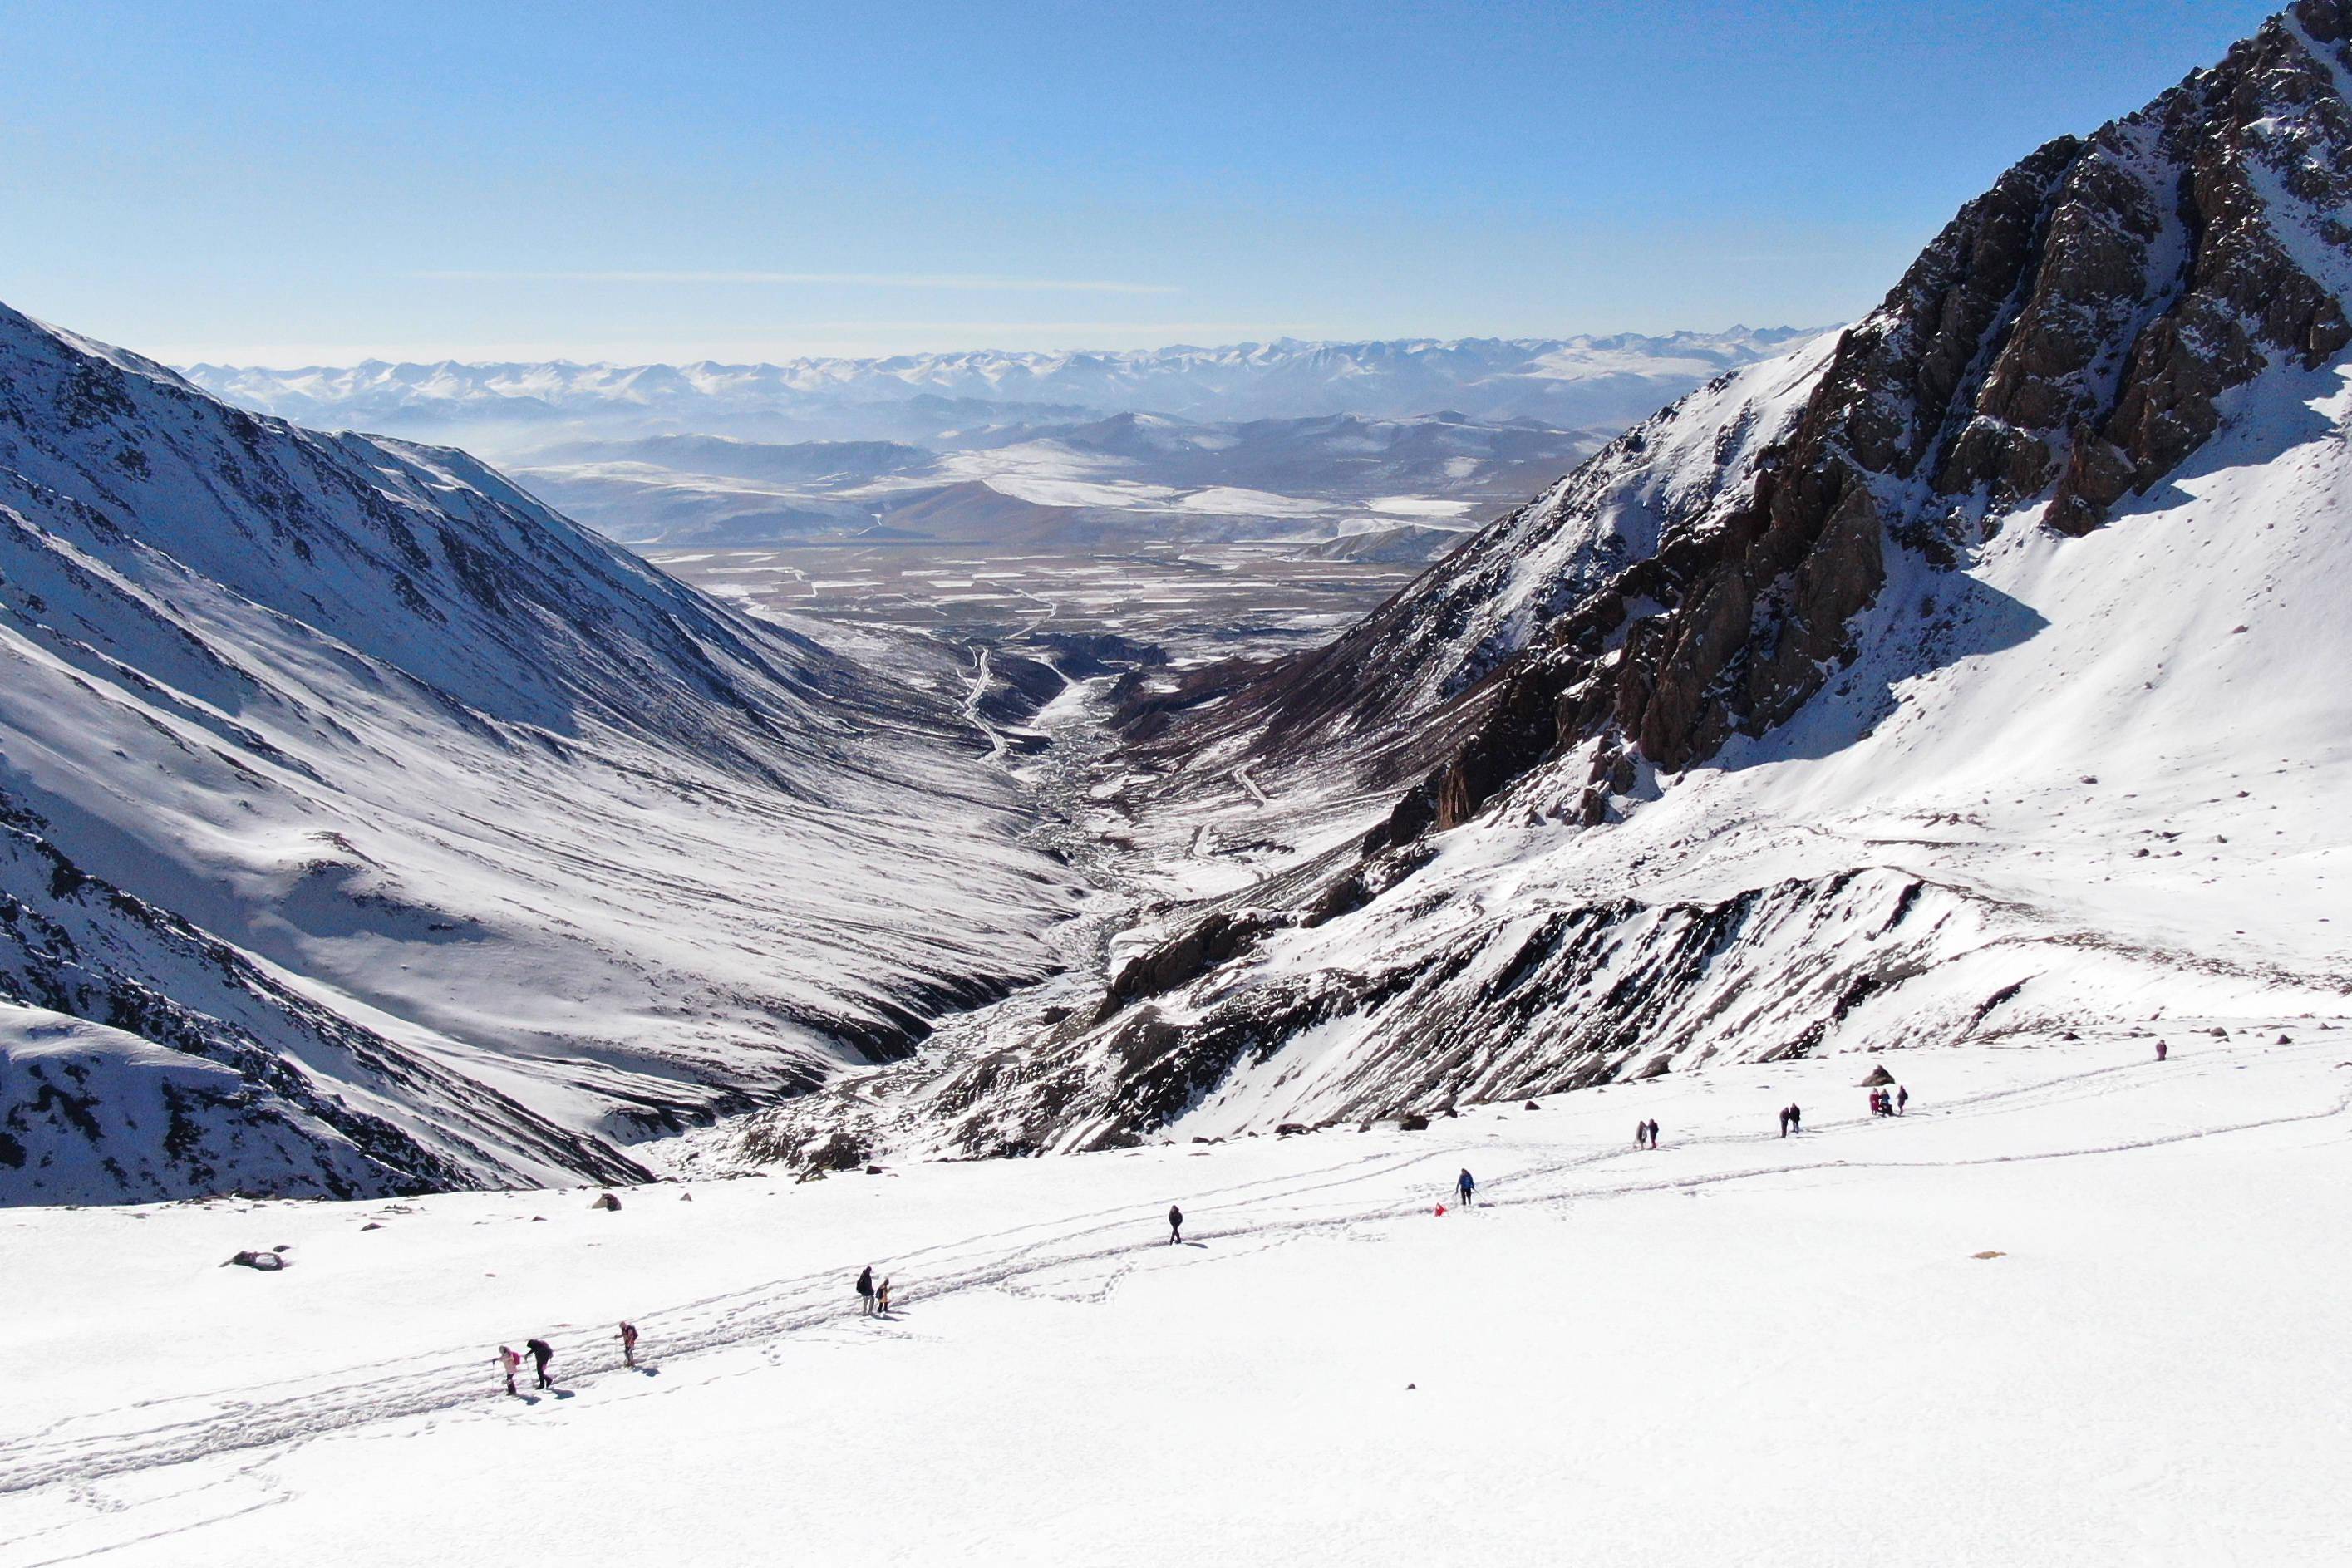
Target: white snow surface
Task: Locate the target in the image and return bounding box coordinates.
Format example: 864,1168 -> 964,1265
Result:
0,1036 -> 2345,1564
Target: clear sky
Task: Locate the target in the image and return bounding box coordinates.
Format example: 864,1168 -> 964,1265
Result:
0,0 -> 2283,366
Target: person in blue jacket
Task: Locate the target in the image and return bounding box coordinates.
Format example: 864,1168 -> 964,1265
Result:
1455,1168 -> 1476,1207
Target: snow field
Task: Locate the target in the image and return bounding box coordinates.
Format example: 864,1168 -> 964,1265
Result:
3,1035 -> 2346,1565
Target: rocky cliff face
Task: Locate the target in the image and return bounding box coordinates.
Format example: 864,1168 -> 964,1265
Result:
1177,2 -> 2352,820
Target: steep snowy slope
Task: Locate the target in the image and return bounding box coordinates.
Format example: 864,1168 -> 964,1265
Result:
731,0 -> 2352,1161
0,302 -> 1076,1200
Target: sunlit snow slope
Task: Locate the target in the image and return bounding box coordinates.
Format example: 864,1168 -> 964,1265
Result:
3,1039 -> 2347,1565
0,302 -> 1076,1202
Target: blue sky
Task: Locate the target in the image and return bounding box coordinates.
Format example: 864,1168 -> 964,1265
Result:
0,0 -> 2281,365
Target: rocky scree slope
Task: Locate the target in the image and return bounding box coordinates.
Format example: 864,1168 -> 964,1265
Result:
0,302 -> 1075,1202
732,1 -> 2352,1162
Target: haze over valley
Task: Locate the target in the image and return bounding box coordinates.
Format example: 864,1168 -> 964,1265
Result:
186,331 -> 1813,656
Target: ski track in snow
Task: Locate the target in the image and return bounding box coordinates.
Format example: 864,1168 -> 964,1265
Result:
2,1042 -> 2340,1520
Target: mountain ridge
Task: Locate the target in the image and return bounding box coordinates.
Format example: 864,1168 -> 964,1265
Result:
717,0 -> 2352,1165
0,299 -> 1077,1202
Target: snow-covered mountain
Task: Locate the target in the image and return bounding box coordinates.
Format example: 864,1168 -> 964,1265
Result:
0,303 -> 1077,1202
180,330 -> 1816,447
729,0 -> 2352,1162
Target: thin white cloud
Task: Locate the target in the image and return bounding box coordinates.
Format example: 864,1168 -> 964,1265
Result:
157,324 -> 1324,366
414,269 -> 1182,296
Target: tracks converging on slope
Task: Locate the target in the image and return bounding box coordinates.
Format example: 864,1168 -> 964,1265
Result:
2,1044 -> 2344,1526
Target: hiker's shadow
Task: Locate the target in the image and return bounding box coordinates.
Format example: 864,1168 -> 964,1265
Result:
551,1389 -> 577,1401
635,1366 -> 662,1378
1181,1241 -> 1208,1249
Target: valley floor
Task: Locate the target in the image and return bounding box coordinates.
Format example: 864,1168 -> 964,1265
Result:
3,1035 -> 2346,1566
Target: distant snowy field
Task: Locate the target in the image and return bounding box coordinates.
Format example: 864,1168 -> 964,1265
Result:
4,1036 -> 2346,1566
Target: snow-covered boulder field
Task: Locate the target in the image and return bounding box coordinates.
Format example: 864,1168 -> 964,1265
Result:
0,1035 -> 2345,1563
0,302 -> 1080,1202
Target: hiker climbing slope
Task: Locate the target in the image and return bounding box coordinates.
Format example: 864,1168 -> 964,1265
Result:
856,1266 -> 876,1317
1168,1204 -> 1184,1245
525,1337 -> 554,1390
1456,1168 -> 1476,1207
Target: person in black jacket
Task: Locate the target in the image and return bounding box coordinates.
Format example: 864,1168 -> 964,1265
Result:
1168,1204 -> 1183,1245
525,1337 -> 554,1389
855,1265 -> 876,1316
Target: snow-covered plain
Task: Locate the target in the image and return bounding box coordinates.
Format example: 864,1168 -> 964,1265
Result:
2,1035 -> 2345,1566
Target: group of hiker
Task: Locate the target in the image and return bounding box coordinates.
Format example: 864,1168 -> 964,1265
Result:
855,1264 -> 895,1316
495,1075 -> 1948,1398
497,1322 -> 637,1395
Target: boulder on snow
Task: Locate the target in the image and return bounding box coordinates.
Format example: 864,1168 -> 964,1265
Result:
1275,1123 -> 1310,1138
223,1249 -> 287,1271
1860,1065 -> 1897,1087
591,1191 -> 622,1211
1397,1112 -> 1431,1132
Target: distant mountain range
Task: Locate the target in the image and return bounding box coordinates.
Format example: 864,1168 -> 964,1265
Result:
181,330 -> 1820,449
